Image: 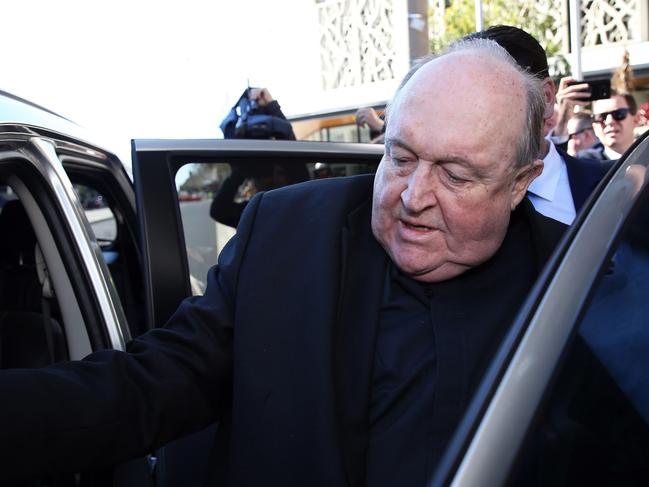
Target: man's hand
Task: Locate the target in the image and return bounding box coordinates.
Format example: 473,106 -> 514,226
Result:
554,76 -> 591,136
355,107 -> 384,132
248,88 -> 274,107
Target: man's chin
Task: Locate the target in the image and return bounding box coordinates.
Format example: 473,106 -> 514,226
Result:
398,260 -> 470,283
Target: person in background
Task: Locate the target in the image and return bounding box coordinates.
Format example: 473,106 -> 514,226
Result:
567,111 -> 602,157
211,87 -> 308,227
466,25 -> 609,225
544,103 -> 558,136
313,162 -> 333,179
355,106 -> 385,142
580,92 -> 640,161
549,76 -> 593,151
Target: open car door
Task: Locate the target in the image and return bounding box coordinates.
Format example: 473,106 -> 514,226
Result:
131,138 -> 383,485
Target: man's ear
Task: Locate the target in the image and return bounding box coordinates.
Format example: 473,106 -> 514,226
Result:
511,159 -> 543,210
542,78 -> 557,120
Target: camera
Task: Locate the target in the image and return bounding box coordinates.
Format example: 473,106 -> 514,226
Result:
220,88 -> 294,140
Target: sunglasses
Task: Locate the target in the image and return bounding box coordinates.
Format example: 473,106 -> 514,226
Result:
568,127 -> 594,140
592,107 -> 630,124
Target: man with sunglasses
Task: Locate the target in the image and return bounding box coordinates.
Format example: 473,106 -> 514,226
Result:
580,92 -> 639,161
567,111 -> 602,157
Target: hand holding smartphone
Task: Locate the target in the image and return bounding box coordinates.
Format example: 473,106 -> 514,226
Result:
582,79 -> 611,101
562,77 -> 611,102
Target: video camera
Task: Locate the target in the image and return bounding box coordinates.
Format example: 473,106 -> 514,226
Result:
220,88 -> 295,140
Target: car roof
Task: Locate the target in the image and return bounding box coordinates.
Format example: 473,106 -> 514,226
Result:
0,90 -> 131,178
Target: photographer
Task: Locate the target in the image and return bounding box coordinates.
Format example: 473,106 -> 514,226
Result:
211,88 -> 308,227
242,88 -> 296,138
551,76 -> 593,148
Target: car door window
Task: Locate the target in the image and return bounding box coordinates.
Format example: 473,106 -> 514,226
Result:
508,189 -> 649,485
65,166 -> 145,338
74,183 -> 117,242
175,159 -> 378,294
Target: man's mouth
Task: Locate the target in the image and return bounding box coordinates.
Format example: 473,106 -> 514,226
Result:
402,221 -> 433,231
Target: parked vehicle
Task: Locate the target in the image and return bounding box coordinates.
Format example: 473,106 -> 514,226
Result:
1,88 -> 648,485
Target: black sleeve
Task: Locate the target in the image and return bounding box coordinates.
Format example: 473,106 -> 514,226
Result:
0,192 -> 266,482
369,114 -> 386,140
210,166 -> 249,228
263,100 -> 287,120
554,140 -> 569,153
262,100 -> 296,140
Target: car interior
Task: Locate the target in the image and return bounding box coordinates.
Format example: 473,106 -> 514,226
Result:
0,173 -> 97,370
0,162 -> 149,485
0,195 -> 68,368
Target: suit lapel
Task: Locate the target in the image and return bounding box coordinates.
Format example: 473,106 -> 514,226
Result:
519,198 -> 568,267
562,149 -> 606,211
334,199 -> 387,487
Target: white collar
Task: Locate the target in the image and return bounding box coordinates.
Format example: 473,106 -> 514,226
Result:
528,141 -> 562,202
604,145 -> 622,160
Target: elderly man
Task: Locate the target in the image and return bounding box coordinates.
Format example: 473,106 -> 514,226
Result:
0,40 -> 564,486
580,92 -> 639,161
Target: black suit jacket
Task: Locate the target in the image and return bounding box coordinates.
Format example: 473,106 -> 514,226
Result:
0,175 -> 565,486
560,148 -> 611,212
577,142 -> 610,162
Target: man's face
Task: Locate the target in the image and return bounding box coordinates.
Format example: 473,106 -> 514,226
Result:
567,117 -> 598,156
543,105 -> 558,136
592,95 -> 637,155
372,53 -> 542,283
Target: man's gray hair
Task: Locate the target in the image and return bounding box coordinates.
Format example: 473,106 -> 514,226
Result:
387,38 -> 546,169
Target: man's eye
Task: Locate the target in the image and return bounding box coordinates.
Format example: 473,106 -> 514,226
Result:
391,156 -> 412,166
445,170 -> 466,184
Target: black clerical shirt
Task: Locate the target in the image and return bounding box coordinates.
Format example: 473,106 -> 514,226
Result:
366,208 -> 538,486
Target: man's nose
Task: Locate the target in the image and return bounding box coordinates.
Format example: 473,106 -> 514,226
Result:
401,166 -> 437,213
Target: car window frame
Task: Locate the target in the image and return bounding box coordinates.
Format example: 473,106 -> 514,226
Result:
432,131 -> 649,486
0,133 -> 130,352
132,138 -> 384,330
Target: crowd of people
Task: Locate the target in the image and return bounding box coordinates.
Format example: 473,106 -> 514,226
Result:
356,43 -> 648,164
215,36 -> 647,230
1,23 -> 648,487
547,77 -> 644,160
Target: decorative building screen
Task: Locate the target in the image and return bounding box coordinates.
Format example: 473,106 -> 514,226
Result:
317,0 -> 399,90
582,0 -> 639,46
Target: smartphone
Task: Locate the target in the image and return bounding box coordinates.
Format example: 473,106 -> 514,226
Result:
585,78 -> 611,101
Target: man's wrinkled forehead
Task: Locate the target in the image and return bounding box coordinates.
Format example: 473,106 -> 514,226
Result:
388,51 -> 525,130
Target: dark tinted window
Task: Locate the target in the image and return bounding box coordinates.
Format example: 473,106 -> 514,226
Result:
175,160 -> 378,294
73,183 -> 117,243
508,193 -> 649,485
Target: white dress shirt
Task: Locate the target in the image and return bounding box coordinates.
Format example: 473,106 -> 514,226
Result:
527,141 -> 576,225
603,145 -> 622,160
